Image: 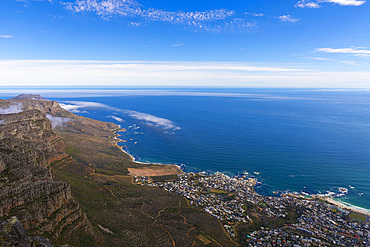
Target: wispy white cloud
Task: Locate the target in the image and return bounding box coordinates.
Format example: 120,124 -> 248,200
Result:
0,35 -> 14,39
317,47 -> 370,58
217,18 -> 256,32
337,60 -> 360,65
172,43 -> 183,47
142,8 -> 234,23
21,0 -> 286,32
308,57 -> 333,61
46,114 -> 71,128
63,0 -> 240,31
306,56 -> 359,65
324,0 -> 366,6
295,0 -> 365,8
0,103 -> 23,114
279,15 -> 300,23
183,18 -> 256,33
108,115 -> 125,122
66,0 -> 234,22
245,12 -> 264,17
15,0 -> 49,6
295,1 -> 321,8
127,21 -> 142,27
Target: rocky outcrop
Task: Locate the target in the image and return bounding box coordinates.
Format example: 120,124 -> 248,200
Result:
0,108 -> 89,242
0,110 -> 67,167
0,216 -> 54,247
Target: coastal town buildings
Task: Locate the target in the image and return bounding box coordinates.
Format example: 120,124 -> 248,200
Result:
135,173 -> 370,245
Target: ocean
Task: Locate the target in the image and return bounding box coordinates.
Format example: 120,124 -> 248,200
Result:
1,88 -> 370,211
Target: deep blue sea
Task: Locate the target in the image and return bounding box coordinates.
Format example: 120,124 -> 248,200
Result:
1,88 -> 370,211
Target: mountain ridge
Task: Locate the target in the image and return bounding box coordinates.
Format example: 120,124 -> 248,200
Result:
9,94 -> 49,101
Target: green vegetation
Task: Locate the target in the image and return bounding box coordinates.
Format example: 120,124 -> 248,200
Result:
150,174 -> 179,182
49,110 -> 237,246
94,167 -> 128,176
53,159 -> 236,246
348,212 -> 367,222
103,181 -> 117,186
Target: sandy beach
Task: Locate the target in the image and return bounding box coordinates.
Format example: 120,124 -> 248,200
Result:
325,197 -> 370,217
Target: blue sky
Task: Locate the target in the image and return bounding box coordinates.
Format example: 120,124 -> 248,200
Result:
0,0 -> 370,87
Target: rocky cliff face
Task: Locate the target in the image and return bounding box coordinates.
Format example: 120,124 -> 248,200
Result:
0,108 -> 89,242
0,109 -> 67,168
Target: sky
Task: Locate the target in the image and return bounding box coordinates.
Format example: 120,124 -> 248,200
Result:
0,0 -> 370,87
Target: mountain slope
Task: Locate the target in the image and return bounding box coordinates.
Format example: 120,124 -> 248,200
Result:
0,95 -> 236,246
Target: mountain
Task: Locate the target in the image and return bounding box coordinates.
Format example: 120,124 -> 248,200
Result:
9,94 -> 49,101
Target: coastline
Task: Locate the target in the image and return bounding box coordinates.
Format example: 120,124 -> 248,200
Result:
112,132 -> 150,164
324,197 -> 370,217
113,130 -> 370,217
112,131 -> 183,176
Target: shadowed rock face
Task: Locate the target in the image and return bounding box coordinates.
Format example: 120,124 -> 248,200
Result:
0,107 -> 89,242
0,216 -> 54,247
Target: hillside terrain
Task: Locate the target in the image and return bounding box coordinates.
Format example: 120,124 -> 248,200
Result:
0,95 -> 236,246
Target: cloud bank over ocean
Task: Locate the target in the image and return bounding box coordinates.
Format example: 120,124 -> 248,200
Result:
124,110 -> 181,130
60,101 -> 181,131
60,101 -> 107,112
1,60 -> 369,88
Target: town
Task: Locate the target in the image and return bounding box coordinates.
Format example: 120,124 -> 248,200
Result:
135,172 -> 370,246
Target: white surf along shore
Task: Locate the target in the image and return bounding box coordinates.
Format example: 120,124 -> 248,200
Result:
113,133 -> 179,167
325,197 -> 370,217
